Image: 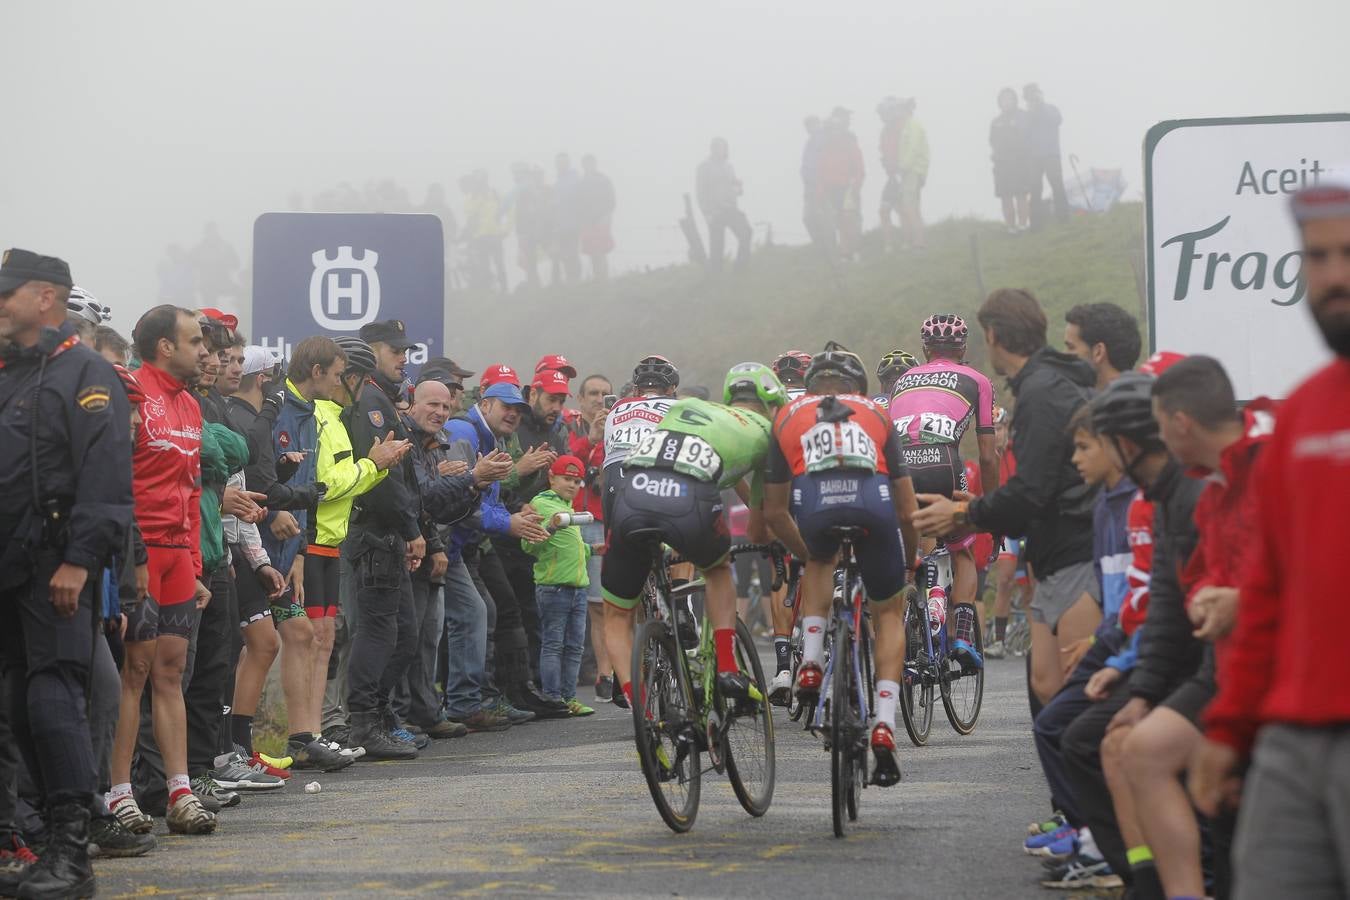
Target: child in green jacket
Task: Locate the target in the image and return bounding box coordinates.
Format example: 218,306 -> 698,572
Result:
523,456 -> 604,715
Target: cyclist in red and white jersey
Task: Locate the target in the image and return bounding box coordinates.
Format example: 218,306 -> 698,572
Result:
600,355 -> 679,525
888,314 -> 997,666
764,346 -> 920,785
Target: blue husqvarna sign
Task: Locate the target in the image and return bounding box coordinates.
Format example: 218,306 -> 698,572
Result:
252,212 -> 445,364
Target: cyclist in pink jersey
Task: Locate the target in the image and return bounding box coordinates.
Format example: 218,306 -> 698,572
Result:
889,314 -> 999,663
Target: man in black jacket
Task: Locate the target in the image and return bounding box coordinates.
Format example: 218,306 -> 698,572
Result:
493,368 -> 567,684
343,320 -> 434,760
916,288 -> 1100,707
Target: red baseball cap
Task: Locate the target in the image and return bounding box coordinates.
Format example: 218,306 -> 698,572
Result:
480,364 -> 520,388
534,354 -> 578,378
1138,351 -> 1185,377
551,455 -> 585,477
532,368 -> 572,396
198,307 -> 239,331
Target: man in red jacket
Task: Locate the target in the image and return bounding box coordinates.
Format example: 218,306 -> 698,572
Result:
1190,182 -> 1350,898
108,305 -> 216,836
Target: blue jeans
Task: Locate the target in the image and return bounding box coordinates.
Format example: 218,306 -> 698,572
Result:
580,522 -> 605,603
442,560 -> 489,718
537,584 -> 588,701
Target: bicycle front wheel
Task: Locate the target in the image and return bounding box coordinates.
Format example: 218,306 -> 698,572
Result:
724,619 -> 776,817
941,603 -> 985,735
631,619 -> 701,833
830,621 -> 859,838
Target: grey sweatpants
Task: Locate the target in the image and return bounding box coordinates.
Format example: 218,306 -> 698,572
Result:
1233,723 -> 1350,899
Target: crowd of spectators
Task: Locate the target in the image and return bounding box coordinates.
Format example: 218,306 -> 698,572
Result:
0,262 -> 627,894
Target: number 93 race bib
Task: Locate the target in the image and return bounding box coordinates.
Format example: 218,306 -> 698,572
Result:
628,430 -> 723,481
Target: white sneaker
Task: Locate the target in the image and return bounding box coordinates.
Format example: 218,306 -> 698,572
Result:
985,639 -> 1006,660
768,670 -> 793,707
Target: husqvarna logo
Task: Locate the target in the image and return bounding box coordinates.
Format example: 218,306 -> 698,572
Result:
309,247 -> 380,331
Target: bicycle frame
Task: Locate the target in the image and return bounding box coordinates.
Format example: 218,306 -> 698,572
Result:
811,538 -> 871,731
911,546 -> 955,670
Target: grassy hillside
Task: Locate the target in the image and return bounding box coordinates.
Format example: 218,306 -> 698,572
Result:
445,203 -> 1147,393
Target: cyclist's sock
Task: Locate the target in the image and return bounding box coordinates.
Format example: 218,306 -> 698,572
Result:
773,637 -> 791,674
801,617 -> 827,666
621,681 -> 633,705
167,773 -> 191,804
1125,846 -> 1164,900
714,628 -> 738,674
231,714 -> 254,755
995,616 -> 1008,641
289,731 -> 315,747
875,680 -> 899,728
107,782 -> 132,809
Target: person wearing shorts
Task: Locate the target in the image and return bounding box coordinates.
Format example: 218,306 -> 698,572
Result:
764,348 -> 919,786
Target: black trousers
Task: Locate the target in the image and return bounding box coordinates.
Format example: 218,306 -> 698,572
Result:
345,529 -> 416,716
1029,154 -> 1069,228
476,545 -> 532,687
184,564 -> 235,775
1061,679 -> 1133,879
489,539 -> 540,682
0,551 -> 99,806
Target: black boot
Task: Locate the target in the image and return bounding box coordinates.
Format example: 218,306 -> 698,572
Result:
507,682 -> 570,719
17,800 -> 95,900
351,711 -> 416,761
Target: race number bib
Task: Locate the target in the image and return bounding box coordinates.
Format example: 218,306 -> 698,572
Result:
800,421 -> 878,473
918,412 -> 958,443
628,430 -> 722,481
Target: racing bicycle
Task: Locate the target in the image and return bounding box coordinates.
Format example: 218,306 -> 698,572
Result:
899,543 -> 985,746
630,541 -> 784,833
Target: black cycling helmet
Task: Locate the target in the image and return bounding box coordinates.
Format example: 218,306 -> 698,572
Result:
333,336 -> 377,374
1091,371 -> 1162,448
805,342 -> 868,395
632,354 -> 679,390
876,349 -> 919,384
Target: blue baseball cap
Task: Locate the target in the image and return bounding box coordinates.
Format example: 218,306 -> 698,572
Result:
482,381 -> 529,409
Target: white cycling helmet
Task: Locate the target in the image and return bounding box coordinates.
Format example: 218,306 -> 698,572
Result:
67,286 -> 111,326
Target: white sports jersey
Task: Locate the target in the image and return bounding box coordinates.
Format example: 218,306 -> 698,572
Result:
603,395 -> 677,468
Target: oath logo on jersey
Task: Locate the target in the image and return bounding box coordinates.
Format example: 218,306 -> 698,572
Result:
76,385 -> 111,413
309,247 -> 380,331
630,471 -> 686,498
278,430 -> 291,449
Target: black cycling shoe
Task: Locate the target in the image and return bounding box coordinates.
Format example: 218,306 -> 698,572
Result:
89,815 -> 156,859
716,672 -> 762,716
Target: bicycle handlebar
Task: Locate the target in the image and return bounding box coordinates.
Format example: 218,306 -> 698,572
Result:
729,542 -> 789,592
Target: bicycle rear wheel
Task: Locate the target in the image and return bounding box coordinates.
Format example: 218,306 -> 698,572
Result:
830,621 -> 859,837
899,599 -> 933,747
724,619 -> 776,817
631,620 -> 701,833
941,603 -> 985,734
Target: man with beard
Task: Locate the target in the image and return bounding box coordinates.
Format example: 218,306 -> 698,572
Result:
1189,181 -> 1350,898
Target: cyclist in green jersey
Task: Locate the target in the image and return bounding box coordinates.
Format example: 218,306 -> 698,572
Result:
601,364 -> 809,705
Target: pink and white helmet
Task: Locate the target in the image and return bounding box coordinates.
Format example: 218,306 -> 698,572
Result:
920,314 -> 968,347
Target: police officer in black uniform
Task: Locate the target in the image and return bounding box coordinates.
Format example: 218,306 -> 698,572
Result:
343,320 -> 436,760
0,249 -> 132,899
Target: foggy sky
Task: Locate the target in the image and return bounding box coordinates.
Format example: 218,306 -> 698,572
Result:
5,0 -> 1348,339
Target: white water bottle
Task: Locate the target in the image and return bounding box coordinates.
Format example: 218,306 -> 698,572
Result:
551,511 -> 594,530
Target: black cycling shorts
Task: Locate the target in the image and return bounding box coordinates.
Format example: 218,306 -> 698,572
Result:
901,443 -> 967,499
234,561 -> 273,630
303,549 -> 341,619
124,595 -> 160,644
791,470 -> 908,602
601,469 -> 728,609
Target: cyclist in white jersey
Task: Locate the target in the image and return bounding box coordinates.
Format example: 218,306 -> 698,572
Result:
601,355 -> 679,524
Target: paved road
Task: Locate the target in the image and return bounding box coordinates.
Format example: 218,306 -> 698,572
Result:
96,654 -> 1108,899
